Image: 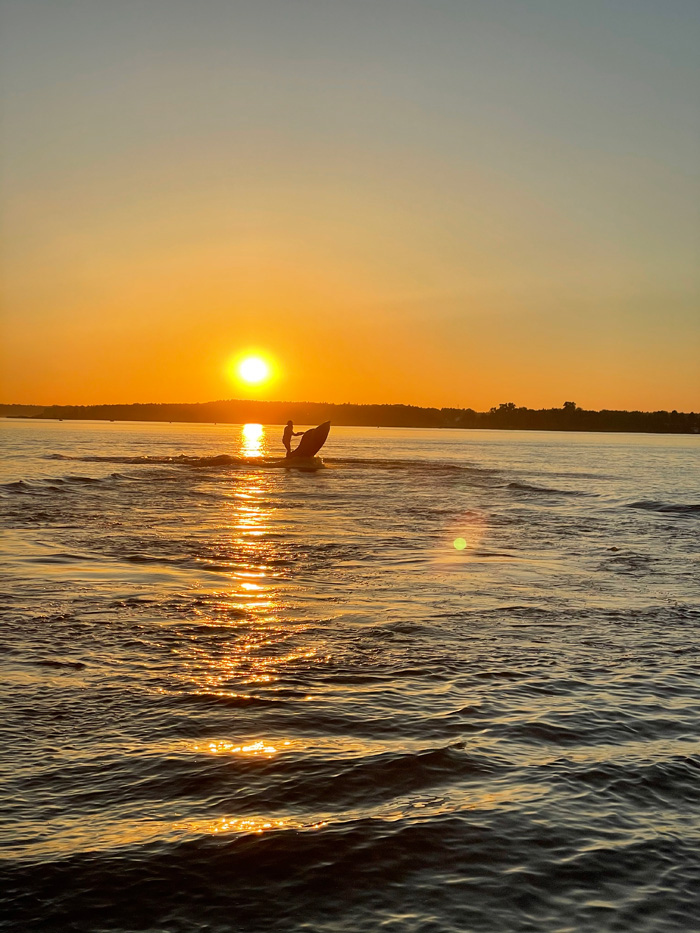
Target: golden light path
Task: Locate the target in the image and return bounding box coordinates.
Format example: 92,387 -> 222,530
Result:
241,423 -> 265,458
161,429 -> 320,846
193,739 -> 286,756
123,420 -> 372,859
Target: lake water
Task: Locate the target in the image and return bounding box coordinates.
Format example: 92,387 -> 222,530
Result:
1,420 -> 699,932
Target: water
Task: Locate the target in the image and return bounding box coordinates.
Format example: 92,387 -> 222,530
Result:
1,419 -> 699,933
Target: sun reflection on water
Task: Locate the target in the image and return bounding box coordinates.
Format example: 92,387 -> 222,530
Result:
227,470 -> 276,608
176,446 -> 320,740
208,815 -> 328,836
194,739 -> 284,756
212,817 -> 289,835
240,423 -> 265,458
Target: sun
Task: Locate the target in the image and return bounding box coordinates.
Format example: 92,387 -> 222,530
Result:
226,351 -> 277,391
237,355 -> 270,385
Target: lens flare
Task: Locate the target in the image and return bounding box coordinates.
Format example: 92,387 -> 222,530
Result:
443,510 -> 488,561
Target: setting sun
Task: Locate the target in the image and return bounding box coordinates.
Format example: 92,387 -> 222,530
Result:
226,352 -> 278,395
238,356 -> 270,385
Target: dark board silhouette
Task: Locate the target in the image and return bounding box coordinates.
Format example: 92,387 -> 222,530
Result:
289,421 -> 331,458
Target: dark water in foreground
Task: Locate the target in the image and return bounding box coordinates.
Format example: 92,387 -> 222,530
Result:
1,421 -> 699,933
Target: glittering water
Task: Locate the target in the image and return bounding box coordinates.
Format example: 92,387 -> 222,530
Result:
1,420 -> 699,933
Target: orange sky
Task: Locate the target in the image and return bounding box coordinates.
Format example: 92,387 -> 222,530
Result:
1,1 -> 699,411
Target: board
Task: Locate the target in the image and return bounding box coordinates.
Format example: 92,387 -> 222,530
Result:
289,421 -> 331,458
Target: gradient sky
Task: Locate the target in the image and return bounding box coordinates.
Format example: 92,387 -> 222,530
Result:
1,0 -> 698,410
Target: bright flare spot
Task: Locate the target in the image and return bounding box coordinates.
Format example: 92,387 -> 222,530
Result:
238,356 -> 270,385
454,537 -> 467,550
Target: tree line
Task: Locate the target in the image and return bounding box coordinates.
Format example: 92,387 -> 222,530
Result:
2,400 -> 698,433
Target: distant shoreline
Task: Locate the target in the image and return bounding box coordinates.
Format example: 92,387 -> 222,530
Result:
1,400 -> 698,434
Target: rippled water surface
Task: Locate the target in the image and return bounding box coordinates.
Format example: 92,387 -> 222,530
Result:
2,420 -> 699,932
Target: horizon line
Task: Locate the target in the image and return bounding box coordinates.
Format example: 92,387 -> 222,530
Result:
2,398 -> 698,416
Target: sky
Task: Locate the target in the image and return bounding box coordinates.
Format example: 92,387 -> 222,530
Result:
1,0 -> 698,411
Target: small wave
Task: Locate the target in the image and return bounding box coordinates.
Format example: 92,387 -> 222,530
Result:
0,479 -> 32,494
26,551 -> 94,565
44,452 -> 502,476
549,754 -> 700,807
47,452 -> 190,464
31,658 -> 87,670
44,452 -> 325,470
627,499 -> 700,516
2,474 -> 121,495
333,745 -> 497,798
329,457 -> 499,477
170,691 -> 286,708
506,481 -> 585,496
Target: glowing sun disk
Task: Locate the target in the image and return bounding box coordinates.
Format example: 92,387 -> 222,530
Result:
238,356 -> 270,384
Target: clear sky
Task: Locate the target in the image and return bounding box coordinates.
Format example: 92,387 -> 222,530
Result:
1,0 -> 698,410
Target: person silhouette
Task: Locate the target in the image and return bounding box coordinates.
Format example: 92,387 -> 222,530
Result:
282,420 -> 304,456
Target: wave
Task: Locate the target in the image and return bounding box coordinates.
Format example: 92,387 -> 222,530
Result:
41,452 -> 504,479
506,481 -> 586,496
29,658 -> 87,670
48,452 -> 266,466
4,812 -> 699,933
45,452 -> 325,470
1,474 -> 128,496
627,499 -> 700,515
0,479 -> 32,494
549,754 -> 700,806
